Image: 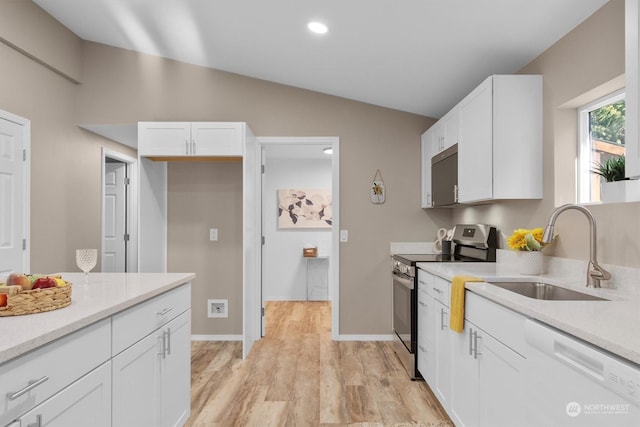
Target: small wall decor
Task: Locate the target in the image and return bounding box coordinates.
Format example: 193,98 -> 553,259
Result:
371,169 -> 385,204
278,188 -> 332,229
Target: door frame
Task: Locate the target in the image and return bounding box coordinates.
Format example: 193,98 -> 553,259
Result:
256,137 -> 340,340
101,148 -> 138,272
0,109 -> 30,273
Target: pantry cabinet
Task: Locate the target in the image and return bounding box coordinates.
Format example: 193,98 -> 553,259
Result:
138,122 -> 244,158
457,75 -> 542,203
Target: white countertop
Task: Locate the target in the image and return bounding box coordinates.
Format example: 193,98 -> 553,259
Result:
0,272 -> 195,365
417,262 -> 640,366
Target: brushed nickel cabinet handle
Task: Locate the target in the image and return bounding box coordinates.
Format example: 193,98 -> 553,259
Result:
27,414 -> 42,427
157,307 -> 173,316
7,376 -> 49,400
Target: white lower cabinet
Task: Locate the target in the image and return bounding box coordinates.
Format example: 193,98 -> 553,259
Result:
477,330 -> 526,427
450,324 -> 479,427
433,299 -> 451,408
417,281 -> 435,384
113,310 -> 191,427
449,292 -> 526,427
417,269 -> 526,427
15,362 -> 111,427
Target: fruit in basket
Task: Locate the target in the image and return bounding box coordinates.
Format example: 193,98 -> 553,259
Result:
32,277 -> 57,290
54,277 -> 67,287
7,273 -> 32,290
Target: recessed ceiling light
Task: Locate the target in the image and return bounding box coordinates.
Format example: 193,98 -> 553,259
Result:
323,147 -> 333,154
308,22 -> 328,34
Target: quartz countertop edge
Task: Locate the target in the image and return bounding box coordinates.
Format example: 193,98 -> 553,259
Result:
417,262 -> 640,366
0,272 -> 196,365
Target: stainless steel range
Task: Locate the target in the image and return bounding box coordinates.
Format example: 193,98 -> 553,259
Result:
391,224 -> 497,380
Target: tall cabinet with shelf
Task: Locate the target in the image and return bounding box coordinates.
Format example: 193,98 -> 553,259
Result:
137,121 -> 261,358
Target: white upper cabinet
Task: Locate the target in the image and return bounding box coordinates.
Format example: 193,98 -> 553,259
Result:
138,122 -> 244,158
421,107 -> 459,208
434,107 -> 459,153
457,75 -> 542,204
421,130 -> 435,208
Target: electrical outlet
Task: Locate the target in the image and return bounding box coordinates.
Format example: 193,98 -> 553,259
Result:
207,299 -> 228,318
209,228 -> 218,241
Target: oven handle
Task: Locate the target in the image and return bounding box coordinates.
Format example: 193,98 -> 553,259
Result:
392,271 -> 414,290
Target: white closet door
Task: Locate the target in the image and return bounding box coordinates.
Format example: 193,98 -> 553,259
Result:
0,117 -> 25,276
103,162 -> 127,272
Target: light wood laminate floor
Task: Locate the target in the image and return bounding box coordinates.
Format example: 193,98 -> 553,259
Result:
186,301 -> 452,426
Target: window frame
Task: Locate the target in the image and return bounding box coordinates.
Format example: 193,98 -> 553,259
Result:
577,89 -> 626,204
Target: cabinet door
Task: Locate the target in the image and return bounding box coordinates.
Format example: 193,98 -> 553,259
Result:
417,288 -> 433,383
477,329 -> 526,427
138,122 -> 191,157
191,122 -> 243,156
458,77 -> 493,203
421,130 -> 434,208
433,300 -> 451,410
441,106 -> 459,151
159,311 -> 191,427
450,325 -> 479,427
112,331 -> 161,427
18,362 -> 111,427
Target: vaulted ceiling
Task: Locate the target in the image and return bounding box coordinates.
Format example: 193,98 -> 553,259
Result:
35,0 -> 609,118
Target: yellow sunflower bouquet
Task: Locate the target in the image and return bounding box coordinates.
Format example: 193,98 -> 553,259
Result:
507,227 -> 546,251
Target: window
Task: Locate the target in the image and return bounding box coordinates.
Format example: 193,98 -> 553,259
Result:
578,90 -> 625,203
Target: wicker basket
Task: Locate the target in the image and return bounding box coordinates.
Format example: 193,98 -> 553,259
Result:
0,284 -> 72,317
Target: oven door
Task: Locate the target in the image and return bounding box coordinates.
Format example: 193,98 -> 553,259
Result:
392,270 -> 416,353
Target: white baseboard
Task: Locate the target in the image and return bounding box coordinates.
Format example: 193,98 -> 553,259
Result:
191,334 -> 243,341
336,334 -> 395,341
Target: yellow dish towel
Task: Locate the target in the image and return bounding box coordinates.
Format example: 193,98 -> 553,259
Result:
449,275 -> 483,333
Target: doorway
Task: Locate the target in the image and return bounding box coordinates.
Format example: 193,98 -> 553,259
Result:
0,110 -> 30,276
257,137 -> 340,340
101,148 -> 138,272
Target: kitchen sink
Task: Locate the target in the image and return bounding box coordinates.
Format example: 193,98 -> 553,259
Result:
488,281 -> 608,301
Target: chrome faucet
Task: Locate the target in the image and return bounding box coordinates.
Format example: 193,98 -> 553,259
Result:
542,204 -> 611,288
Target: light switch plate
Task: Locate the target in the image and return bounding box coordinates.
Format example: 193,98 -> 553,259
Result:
209,228 -> 218,241
340,229 -> 348,242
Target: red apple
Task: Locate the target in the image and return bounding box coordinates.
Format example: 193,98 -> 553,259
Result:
32,277 -> 57,290
7,273 -> 31,290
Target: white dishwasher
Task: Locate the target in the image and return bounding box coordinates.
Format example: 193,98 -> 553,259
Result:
525,319 -> 640,427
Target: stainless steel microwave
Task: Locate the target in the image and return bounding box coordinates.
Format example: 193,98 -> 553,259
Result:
431,143 -> 458,207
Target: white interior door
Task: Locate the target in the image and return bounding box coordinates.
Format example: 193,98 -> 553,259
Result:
103,161 -> 127,272
0,115 -> 28,277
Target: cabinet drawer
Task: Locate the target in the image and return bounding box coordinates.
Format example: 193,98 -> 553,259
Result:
0,319 -> 111,426
430,276 -> 450,306
417,269 -> 433,294
112,283 -> 191,356
466,292 -> 526,356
